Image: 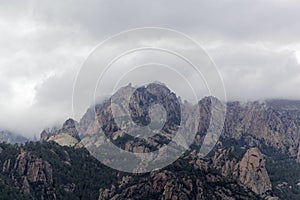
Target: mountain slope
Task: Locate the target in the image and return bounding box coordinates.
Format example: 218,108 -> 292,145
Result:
0,141 -> 265,200
14,83 -> 300,199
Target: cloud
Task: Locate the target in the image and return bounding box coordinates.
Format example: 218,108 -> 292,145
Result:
207,42 -> 300,100
1,0 -> 300,137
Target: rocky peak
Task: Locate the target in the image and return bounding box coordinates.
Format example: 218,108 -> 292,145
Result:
59,118 -> 79,139
237,148 -> 272,195
62,118 -> 76,130
40,129 -> 49,141
87,82 -> 183,153
40,118 -> 80,147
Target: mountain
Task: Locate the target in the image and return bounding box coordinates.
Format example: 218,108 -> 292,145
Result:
40,119 -> 80,147
0,130 -> 29,144
0,140 -> 265,199
1,82 -> 300,199
76,84 -> 300,199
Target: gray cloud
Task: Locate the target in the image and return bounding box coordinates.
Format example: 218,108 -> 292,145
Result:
1,0 -> 300,137
207,42 -> 300,100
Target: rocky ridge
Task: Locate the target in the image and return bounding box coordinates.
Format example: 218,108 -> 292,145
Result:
33,83 -> 300,199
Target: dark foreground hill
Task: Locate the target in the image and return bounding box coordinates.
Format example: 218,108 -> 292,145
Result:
0,141 -> 263,200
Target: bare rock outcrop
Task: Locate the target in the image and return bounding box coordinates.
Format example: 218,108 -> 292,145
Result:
40,118 -> 80,147
236,148 -> 272,195
224,100 -> 300,159
211,147 -> 239,177
13,150 -> 55,198
40,130 -> 49,141
296,145 -> 300,163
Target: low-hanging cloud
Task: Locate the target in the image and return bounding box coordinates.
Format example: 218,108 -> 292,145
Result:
1,0 -> 300,137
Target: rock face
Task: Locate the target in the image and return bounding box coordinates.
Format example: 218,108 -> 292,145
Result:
98,166 -> 256,200
14,151 -> 53,183
81,83 -> 184,154
40,130 -> 49,141
237,148 -> 272,195
1,150 -> 56,199
224,100 -> 300,159
211,147 -> 239,177
78,84 -> 300,162
59,119 -> 80,140
40,118 -> 80,147
297,145 -> 300,163
47,134 -> 78,147
203,146 -> 273,197
96,147 -> 276,200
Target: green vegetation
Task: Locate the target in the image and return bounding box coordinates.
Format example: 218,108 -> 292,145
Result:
0,137 -> 299,199
262,145 -> 300,200
0,142 -> 120,200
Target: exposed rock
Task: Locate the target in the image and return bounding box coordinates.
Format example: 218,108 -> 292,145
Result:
98,160 -> 258,200
297,145 -> 300,163
224,101 -> 300,159
22,176 -> 31,194
32,83 -> 300,199
237,148 -> 272,195
2,158 -> 11,172
47,133 -> 78,147
60,119 -> 80,140
211,147 -> 239,177
14,151 -> 53,183
40,129 -> 49,141
40,118 -> 80,147
14,150 -> 55,198
84,83 -> 183,154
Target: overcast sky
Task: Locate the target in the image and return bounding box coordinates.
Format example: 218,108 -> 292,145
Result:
1,0 -> 300,137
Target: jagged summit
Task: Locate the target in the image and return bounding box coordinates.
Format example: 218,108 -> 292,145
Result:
35,82 -> 300,199
40,118 -> 80,147
41,82 -> 300,164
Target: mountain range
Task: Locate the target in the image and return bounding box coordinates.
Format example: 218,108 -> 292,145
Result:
0,83 -> 300,199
